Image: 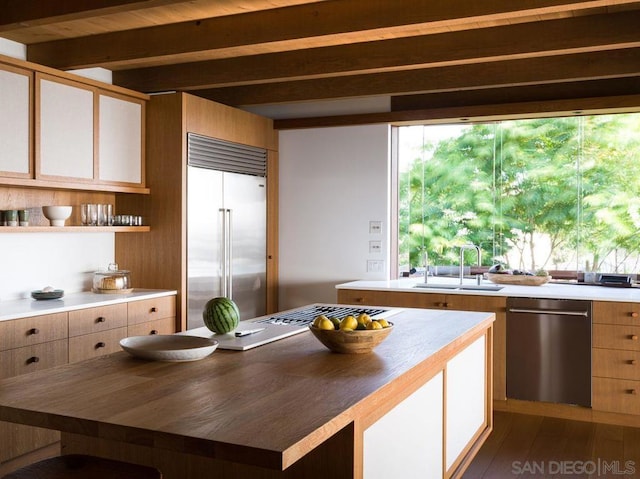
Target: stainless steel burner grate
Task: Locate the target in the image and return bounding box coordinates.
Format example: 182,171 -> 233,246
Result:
255,305 -> 391,327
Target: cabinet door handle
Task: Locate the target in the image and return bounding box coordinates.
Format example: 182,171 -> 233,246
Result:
629,359 -> 637,366
150,330 -> 159,335
27,356 -> 40,364
631,312 -> 639,318
627,389 -> 637,395
630,335 -> 639,341
150,307 -> 158,313
95,342 -> 106,349
29,328 -> 39,335
96,316 -> 106,323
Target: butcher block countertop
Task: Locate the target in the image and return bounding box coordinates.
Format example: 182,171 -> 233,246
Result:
0,306 -> 494,475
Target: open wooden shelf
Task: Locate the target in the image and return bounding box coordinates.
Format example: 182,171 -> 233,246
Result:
0,226 -> 150,233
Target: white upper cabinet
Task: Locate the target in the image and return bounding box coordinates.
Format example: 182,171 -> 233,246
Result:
0,56 -> 148,193
0,64 -> 31,178
36,73 -> 95,182
98,93 -> 144,185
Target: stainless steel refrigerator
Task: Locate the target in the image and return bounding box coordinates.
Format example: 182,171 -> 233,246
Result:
186,133 -> 267,330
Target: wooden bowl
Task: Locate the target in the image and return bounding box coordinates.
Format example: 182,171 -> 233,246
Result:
487,273 -> 550,286
308,323 -> 393,354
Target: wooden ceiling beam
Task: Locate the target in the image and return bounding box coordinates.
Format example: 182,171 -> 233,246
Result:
390,78 -> 640,112
113,10 -> 640,92
273,94 -> 640,130
0,0 -> 189,31
25,0 -> 639,70
194,48 -> 640,106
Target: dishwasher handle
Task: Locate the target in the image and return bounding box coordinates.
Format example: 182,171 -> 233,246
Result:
508,308 -> 589,317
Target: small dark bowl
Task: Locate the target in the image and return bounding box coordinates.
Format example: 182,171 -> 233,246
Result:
31,290 -> 64,300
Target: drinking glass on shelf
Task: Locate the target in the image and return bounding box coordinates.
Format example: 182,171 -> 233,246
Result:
81,204 -> 89,225
88,204 -> 98,226
104,204 -> 113,226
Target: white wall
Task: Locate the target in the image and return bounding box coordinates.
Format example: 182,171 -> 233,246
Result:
278,124 -> 391,309
0,38 -> 26,60
0,233 -> 114,300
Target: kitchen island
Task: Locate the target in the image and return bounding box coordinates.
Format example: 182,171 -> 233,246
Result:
0,306 -> 494,479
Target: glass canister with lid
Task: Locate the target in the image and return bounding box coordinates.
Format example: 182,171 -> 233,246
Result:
92,263 -> 132,293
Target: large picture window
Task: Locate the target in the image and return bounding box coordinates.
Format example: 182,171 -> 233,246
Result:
397,113 -> 640,277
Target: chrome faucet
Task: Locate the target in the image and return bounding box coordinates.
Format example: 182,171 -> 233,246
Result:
460,244 -> 482,285
423,251 -> 429,284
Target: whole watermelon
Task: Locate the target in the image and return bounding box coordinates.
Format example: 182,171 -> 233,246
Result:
203,297 -> 240,334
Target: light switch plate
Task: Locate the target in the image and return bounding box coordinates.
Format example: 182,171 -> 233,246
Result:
367,260 -> 385,273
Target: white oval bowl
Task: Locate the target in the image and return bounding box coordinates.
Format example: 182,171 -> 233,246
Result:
120,335 -> 218,362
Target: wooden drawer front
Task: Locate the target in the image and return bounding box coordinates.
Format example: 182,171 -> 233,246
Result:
593,301 -> 640,325
68,303 -> 127,337
128,296 -> 176,325
0,313 -> 68,351
127,317 -> 175,337
593,377 -> 640,415
68,327 -> 127,363
593,348 -> 640,381
593,324 -> 640,351
337,289 -> 448,309
0,339 -> 68,379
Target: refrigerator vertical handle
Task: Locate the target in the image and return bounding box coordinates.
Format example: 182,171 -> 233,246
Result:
220,208 -> 227,297
227,208 -> 233,300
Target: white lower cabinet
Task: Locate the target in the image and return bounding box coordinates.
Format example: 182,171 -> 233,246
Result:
364,371 -> 444,479
446,335 -> 487,472
363,334 -> 487,479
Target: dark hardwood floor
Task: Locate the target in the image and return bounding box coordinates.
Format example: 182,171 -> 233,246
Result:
463,411 -> 640,478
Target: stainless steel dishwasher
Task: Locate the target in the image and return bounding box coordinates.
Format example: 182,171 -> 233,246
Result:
506,297 -> 592,407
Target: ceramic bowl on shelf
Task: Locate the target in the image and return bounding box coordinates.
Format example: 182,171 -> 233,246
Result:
309,323 -> 394,354
42,206 -> 72,227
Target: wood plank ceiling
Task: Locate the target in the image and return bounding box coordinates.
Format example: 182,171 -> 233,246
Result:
2,0 -> 640,126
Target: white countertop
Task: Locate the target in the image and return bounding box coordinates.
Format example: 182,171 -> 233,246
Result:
336,278 -> 640,303
0,289 -> 177,321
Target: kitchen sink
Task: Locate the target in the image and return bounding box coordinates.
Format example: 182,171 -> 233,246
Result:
413,283 -> 504,291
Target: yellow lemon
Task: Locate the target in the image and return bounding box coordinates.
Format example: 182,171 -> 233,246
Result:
317,317 -> 335,330
356,313 -> 372,329
312,314 -> 328,328
340,315 -> 358,331
366,320 -> 383,330
377,318 -> 390,328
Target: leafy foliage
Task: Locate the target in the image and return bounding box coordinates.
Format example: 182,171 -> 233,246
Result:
399,114 -> 640,273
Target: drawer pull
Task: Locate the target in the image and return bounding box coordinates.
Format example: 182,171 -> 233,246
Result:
631,312 -> 639,318
627,389 -> 637,395
630,335 -> 639,341
96,316 -> 106,323
439,302 -> 449,308
95,342 -> 106,349
150,307 -> 158,313
150,330 -> 159,335
355,297 -> 364,303
29,328 -> 39,335
27,356 -> 40,364
629,359 -> 638,365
